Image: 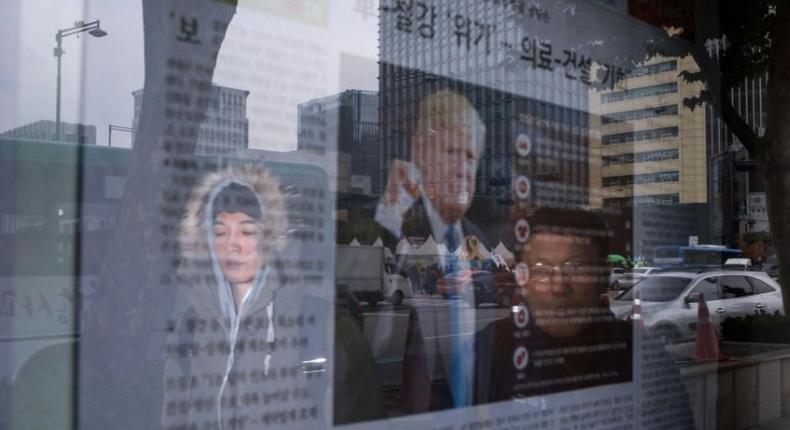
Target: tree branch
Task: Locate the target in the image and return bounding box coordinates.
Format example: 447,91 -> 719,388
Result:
689,42 -> 766,154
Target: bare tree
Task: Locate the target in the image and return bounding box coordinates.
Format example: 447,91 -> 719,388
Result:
80,1 -> 237,428
670,1 -> 790,313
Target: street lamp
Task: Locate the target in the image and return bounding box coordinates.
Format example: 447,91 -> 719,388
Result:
54,20 -> 107,141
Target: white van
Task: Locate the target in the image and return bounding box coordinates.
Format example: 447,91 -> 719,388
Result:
724,258 -> 753,271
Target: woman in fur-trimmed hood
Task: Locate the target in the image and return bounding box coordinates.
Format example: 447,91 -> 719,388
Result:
178,164 -> 288,314
161,164 -> 329,429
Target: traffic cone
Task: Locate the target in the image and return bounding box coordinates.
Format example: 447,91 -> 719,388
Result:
631,291 -> 643,329
694,293 -> 720,361
391,308 -> 431,412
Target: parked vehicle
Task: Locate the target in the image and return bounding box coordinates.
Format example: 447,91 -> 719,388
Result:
611,267 -> 658,290
335,284 -> 365,328
610,270 -> 784,343
437,269 -> 520,307
632,266 -> 659,275
653,245 -> 742,268
723,258 -> 754,271
437,269 -> 481,298
608,267 -> 628,288
612,274 -> 644,291
335,245 -> 414,306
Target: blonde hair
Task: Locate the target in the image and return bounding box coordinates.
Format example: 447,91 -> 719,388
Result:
414,89 -> 486,153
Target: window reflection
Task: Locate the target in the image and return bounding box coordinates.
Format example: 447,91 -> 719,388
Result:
1,1 -> 788,429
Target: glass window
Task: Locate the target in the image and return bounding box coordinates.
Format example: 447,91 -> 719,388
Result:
603,170 -> 679,187
3,2 -> 785,429
601,104 -> 678,124
601,82 -> 678,104
747,276 -> 777,294
691,277 -> 722,301
721,275 -> 754,299
602,126 -> 679,145
619,276 -> 692,302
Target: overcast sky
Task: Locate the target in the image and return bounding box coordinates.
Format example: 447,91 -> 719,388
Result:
1,0 -> 678,151
1,0 -> 379,150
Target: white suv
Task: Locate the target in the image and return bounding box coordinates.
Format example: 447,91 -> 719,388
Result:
610,270 -> 784,342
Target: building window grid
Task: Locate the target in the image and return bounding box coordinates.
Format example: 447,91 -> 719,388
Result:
628,60 -> 677,78
602,126 -> 679,145
602,170 -> 680,187
601,104 -> 679,124
602,148 -> 679,166
601,82 -> 678,104
603,193 -> 680,208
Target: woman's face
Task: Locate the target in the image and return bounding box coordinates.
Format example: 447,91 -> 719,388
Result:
212,211 -> 263,286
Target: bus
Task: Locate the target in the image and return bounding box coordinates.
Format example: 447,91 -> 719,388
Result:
653,245 -> 742,268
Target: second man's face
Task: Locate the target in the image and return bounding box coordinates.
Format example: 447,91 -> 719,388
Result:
520,232 -> 608,338
414,125 -> 481,225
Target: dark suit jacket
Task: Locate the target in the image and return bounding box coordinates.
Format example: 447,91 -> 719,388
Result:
379,197 -> 491,254
471,310 -> 633,404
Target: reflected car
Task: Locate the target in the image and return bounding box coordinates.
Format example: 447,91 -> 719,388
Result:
437,269 -> 482,298
608,267 -> 628,288
383,262 -> 415,306
336,284 -> 365,328
611,267 -> 658,290
437,269 -> 520,307
610,270 -> 784,343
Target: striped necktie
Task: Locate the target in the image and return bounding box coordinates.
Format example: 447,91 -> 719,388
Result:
444,225 -> 469,406
444,226 -> 459,272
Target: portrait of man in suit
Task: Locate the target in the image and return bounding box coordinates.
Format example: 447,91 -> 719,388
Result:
375,88 -> 488,253
368,88 -> 492,412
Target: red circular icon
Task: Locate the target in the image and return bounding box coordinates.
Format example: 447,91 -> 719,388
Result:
514,262 -> 530,287
515,176 -> 531,199
515,219 -> 530,243
513,304 -> 530,328
513,346 -> 529,370
515,134 -> 532,157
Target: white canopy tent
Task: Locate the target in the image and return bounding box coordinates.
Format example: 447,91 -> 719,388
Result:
395,238 -> 413,256
492,242 -> 516,266
413,236 -> 448,256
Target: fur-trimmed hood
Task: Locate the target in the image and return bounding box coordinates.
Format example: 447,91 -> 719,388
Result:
177,164 -> 288,321
179,164 -> 287,266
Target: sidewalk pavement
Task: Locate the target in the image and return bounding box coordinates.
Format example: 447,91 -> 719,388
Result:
749,414 -> 790,430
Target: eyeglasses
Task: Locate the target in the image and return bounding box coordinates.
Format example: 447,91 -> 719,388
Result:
527,260 -> 607,283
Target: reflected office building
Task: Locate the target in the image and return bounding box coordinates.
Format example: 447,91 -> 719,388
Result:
1,120 -> 97,146
590,55 -> 710,258
132,84 -> 250,155
706,38 -> 770,248
298,90 -> 381,197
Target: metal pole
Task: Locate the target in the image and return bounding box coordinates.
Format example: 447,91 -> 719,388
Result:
108,124 -> 112,146
55,31 -> 63,141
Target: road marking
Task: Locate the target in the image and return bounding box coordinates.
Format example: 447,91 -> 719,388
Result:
362,312 -> 410,318
374,356 -> 404,365
424,331 -> 476,341
442,316 -> 505,327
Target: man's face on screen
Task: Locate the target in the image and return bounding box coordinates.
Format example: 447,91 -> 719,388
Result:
520,232 -> 607,338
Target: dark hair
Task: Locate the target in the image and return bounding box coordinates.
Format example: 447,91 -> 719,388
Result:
506,206 -> 610,255
212,182 -> 262,220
